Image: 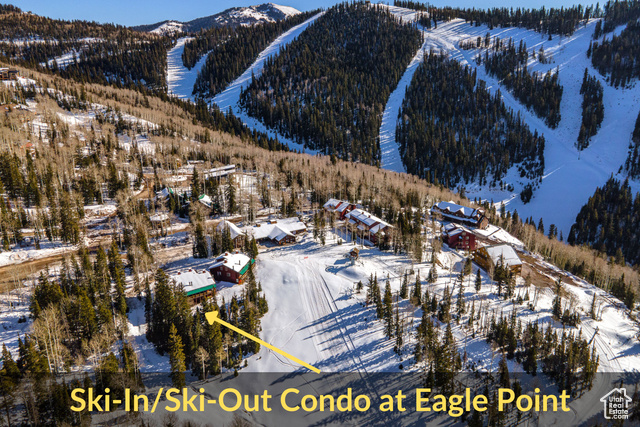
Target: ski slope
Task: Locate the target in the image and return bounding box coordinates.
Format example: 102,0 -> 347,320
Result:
166,37 -> 207,101
380,4 -> 640,236
212,11 -> 325,154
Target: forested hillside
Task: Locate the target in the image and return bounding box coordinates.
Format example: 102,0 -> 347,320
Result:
239,2 -> 422,164
0,5 -> 171,91
396,51 -> 545,189
625,111 -> 640,178
399,0 -> 593,36
481,37 -> 563,128
577,69 -> 604,150
591,21 -> 640,88
187,11 -> 316,98
567,177 -> 639,310
58,38 -> 172,90
596,0 -> 640,34
569,177 -> 640,270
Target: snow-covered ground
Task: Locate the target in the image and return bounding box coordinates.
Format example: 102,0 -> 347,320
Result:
379,4 -> 640,235
39,50 -> 82,69
212,12 -> 325,154
0,240 -> 80,268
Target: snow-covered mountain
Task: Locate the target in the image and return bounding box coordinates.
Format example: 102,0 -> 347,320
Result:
133,3 -> 301,35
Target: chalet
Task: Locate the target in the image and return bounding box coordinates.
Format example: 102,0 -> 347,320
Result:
217,220 -> 244,247
171,269 -> 216,305
345,208 -> 390,245
431,201 -> 489,229
243,217 -> 307,245
474,244 -> 522,276
0,68 -> 18,81
442,223 -> 477,251
323,199 -> 357,219
209,252 -> 255,284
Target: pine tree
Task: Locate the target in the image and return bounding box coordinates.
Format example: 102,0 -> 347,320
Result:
168,323 -> 186,389
498,354 -> 511,388
383,280 -> 393,338
226,176 -> 237,214
412,274 -> 422,305
400,272 -> 408,299
108,238 -> 127,316
191,168 -> 201,201
249,236 -> 259,260
193,222 -> 209,258
456,282 -> 465,319
475,269 -> 482,292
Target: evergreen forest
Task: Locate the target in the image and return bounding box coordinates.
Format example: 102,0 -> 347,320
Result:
239,2 -> 422,164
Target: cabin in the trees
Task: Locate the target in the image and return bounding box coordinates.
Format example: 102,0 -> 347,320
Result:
442,223 -> 477,251
345,208 -> 391,245
217,220 -> 244,247
474,244 -> 522,276
171,269 -> 216,305
209,252 -> 255,284
0,68 -> 18,81
243,217 -> 307,245
323,199 -> 357,219
432,201 -> 489,229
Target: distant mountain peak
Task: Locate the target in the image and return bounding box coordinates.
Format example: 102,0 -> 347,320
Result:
133,3 -> 301,34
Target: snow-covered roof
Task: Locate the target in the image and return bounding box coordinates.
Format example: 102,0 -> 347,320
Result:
324,199 -> 354,213
433,201 -> 482,219
209,252 -> 253,274
243,218 -> 306,241
155,187 -> 174,199
198,194 -> 213,208
171,270 -> 215,296
203,164 -> 235,179
345,209 -> 390,233
324,198 -> 344,209
443,223 -> 471,237
217,220 -> 243,240
150,213 -> 169,222
484,245 -> 522,267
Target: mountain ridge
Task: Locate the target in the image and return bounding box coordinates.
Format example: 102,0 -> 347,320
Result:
132,3 -> 301,35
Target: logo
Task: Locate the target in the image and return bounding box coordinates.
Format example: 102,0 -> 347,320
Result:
600,388 -> 632,420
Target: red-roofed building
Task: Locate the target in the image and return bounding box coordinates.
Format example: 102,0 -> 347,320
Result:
442,224 -> 477,251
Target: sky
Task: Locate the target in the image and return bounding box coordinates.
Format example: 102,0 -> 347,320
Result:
12,0 -> 596,26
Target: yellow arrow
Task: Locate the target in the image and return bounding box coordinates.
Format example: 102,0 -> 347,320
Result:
205,311 -> 321,374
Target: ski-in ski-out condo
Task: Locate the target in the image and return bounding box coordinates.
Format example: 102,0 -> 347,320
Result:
171,269 -> 216,305
431,201 -> 489,229
209,251 -> 255,284
474,244 -> 523,276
